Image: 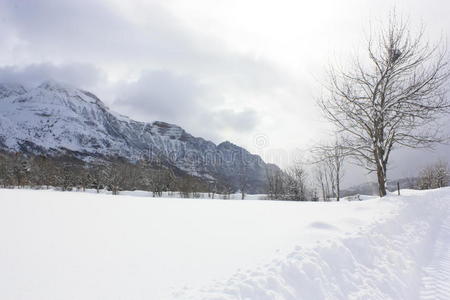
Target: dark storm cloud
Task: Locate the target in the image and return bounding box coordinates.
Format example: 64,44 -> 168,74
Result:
0,63 -> 104,89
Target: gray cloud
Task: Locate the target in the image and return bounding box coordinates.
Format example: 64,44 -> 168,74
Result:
205,109 -> 259,133
0,0 -> 277,144
113,70 -> 259,142
0,63 -> 104,89
113,70 -> 205,123
0,0 -> 138,61
0,0 -> 283,86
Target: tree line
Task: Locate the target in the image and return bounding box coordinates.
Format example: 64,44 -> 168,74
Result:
1,149 -> 448,200
266,135 -> 450,201
0,151 -> 235,198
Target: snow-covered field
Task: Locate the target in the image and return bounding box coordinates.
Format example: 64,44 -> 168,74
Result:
0,188 -> 449,300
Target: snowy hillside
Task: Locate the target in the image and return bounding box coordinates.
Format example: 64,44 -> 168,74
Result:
0,188 -> 449,299
0,81 -> 269,192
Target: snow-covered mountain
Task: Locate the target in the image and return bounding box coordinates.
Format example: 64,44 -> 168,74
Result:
0,80 -> 270,192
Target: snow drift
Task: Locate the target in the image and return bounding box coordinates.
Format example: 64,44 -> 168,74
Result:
0,188 -> 449,300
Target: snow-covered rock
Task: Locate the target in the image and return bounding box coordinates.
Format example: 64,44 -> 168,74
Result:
0,81 -> 269,192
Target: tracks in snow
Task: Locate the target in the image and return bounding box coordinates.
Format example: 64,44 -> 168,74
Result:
419,210 -> 450,300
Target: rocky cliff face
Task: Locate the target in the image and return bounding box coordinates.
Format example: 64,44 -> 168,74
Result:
0,81 -> 271,193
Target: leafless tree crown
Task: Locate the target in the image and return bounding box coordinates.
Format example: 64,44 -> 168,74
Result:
320,13 -> 450,196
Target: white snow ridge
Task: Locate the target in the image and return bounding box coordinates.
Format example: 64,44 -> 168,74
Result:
1,188 -> 450,300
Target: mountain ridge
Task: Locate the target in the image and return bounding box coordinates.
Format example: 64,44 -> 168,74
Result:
0,80 -> 272,193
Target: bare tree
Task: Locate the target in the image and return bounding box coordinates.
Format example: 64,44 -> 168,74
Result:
314,162 -> 331,201
207,181 -> 217,199
139,153 -> 175,197
177,175 -> 203,198
266,163 -> 310,201
285,163 -> 308,201
10,153 -> 30,188
320,13 -> 450,196
30,155 -> 55,189
54,161 -> 77,191
418,160 -> 449,189
148,168 -> 174,197
312,139 -> 346,201
433,161 -> 450,188
265,166 -> 285,200
104,161 -> 130,195
238,163 -> 249,200
221,183 -> 234,200
0,153 -> 12,188
88,163 -> 106,193
76,166 -> 91,192
177,176 -> 191,198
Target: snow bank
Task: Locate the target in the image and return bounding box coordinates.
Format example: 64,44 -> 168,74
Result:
177,189 -> 450,300
0,188 -> 448,300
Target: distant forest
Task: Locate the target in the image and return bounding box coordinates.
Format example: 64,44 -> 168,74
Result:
1,151 -> 448,201
0,151 -> 224,198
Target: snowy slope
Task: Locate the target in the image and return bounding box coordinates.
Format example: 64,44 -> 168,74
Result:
0,81 -> 269,192
0,188 -> 449,299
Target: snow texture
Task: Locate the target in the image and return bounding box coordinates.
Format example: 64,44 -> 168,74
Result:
0,188 -> 449,300
419,212 -> 450,299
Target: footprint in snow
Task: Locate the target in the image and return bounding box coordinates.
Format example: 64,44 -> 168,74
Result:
309,221 -> 339,231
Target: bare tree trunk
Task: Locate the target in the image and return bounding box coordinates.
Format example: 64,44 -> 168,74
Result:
374,145 -> 388,197
336,176 -> 340,201
376,165 -> 387,197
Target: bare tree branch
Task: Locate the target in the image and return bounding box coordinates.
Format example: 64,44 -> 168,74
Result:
319,12 -> 450,196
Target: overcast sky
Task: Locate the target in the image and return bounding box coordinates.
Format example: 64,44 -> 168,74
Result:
0,0 -> 449,187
